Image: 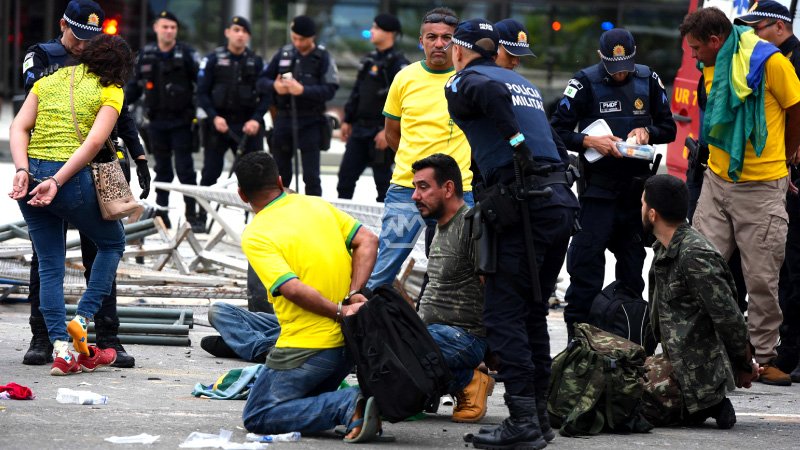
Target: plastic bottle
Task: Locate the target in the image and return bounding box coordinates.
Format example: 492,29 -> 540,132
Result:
56,388 -> 108,405
615,141 -> 656,161
246,432 -> 301,442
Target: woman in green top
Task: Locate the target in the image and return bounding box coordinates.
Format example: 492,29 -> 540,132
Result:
8,34 -> 134,376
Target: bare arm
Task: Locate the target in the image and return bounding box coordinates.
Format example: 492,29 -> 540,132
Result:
384,116 -> 401,151
347,226 -> 378,303
279,278 -> 366,319
8,94 -> 37,200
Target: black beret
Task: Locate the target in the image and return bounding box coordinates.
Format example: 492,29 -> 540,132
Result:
230,16 -> 251,34
374,13 -> 401,32
291,15 -> 316,37
156,10 -> 179,25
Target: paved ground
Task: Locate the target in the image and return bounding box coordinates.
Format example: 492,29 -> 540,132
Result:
1,303 -> 799,449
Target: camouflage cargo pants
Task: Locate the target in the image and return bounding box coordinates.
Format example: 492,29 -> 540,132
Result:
641,353 -> 683,426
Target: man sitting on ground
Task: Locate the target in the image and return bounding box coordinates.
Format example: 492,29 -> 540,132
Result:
641,174 -> 760,429
235,152 -> 386,443
412,153 -> 492,423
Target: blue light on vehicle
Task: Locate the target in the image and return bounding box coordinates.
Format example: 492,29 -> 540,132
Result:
601,21 -> 614,31
361,29 -> 371,39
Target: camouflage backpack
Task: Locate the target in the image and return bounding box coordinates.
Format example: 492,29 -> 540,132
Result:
547,323 -> 653,436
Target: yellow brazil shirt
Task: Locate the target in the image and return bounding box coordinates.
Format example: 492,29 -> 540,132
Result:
703,53 -> 800,182
383,61 -> 472,189
241,193 -> 361,349
28,65 -> 123,162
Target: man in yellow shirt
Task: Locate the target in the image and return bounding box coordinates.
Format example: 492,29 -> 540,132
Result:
368,7 -> 473,290
235,152 -> 384,441
680,7 -> 800,386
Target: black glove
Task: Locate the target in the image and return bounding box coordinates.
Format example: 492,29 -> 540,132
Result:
134,159 -> 151,199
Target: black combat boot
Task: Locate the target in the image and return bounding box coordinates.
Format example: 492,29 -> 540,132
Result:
473,390 -> 554,443
471,394 -> 547,450
23,316 -> 53,365
94,315 -> 135,368
185,204 -> 206,234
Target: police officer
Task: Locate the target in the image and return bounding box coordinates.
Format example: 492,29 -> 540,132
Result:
197,16 -> 267,217
20,0 -> 150,369
126,10 -> 201,232
445,19 -> 579,449
337,13 -> 408,202
550,28 -> 676,335
258,15 -> 339,196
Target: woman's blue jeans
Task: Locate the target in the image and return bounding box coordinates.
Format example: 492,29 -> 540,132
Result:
18,159 -> 125,343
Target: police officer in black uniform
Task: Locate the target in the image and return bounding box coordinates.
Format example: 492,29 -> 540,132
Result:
735,1 -> 800,381
126,10 -> 201,232
550,28 -> 676,334
20,0 -> 150,368
445,19 -> 580,449
337,13 -> 408,203
258,15 -> 339,197
197,16 -> 267,217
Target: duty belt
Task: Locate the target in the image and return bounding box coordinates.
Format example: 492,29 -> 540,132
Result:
524,168 -> 578,190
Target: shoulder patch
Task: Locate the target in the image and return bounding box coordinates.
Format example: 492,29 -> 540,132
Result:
564,85 -> 578,99
567,78 -> 583,90
653,71 -> 664,90
22,52 -> 35,73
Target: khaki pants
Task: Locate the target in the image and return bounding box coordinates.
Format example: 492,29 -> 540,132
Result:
693,171 -> 788,363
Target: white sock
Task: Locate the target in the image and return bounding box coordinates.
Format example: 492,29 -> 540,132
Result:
53,340 -> 71,360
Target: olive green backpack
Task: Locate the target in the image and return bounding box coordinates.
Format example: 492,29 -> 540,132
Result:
547,323 -> 653,437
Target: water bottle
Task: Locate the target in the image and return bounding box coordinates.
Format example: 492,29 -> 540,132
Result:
615,141 -> 656,161
246,432 -> 301,442
56,388 -> 108,405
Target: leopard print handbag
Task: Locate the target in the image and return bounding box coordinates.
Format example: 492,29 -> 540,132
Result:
70,67 -> 139,220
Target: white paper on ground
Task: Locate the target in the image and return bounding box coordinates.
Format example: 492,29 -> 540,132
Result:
179,429 -> 267,449
580,119 -> 615,163
105,433 -> 160,444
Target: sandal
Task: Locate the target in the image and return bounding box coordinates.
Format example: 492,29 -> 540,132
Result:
343,396 -> 380,443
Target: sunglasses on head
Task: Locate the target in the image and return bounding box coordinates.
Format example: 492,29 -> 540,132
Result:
423,13 -> 458,26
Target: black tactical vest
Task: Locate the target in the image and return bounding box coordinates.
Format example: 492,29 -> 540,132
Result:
353,49 -> 399,122
275,44 -> 326,114
139,43 -> 194,116
211,46 -> 259,113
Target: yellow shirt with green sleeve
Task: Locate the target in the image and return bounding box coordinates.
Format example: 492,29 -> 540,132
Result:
383,61 -> 473,189
241,192 -> 361,351
28,65 -> 124,162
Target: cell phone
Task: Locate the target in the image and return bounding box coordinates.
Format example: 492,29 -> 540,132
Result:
281,73 -> 293,81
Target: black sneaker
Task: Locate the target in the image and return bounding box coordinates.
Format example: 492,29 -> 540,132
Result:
201,336 -> 238,358
714,398 -> 736,430
97,336 -> 135,368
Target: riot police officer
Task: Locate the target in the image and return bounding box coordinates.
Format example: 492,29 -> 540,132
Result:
126,10 -> 201,231
197,16 -> 267,216
258,15 -> 339,196
20,0 -> 150,369
550,28 -> 676,335
337,13 -> 408,202
445,19 -> 579,449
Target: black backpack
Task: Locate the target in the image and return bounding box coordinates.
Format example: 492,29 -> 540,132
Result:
342,285 -> 453,422
588,281 -> 657,356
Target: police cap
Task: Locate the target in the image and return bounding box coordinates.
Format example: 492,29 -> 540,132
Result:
62,0 -> 104,41
734,0 -> 793,25
156,11 -> 179,26
291,15 -> 316,37
452,18 -> 499,59
494,19 -> 535,58
374,13 -> 401,33
599,28 -> 636,74
230,16 -> 251,34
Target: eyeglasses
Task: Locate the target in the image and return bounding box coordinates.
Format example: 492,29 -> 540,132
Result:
752,21 -> 778,32
423,13 -> 459,26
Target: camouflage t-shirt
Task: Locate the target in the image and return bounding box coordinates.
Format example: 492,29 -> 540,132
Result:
418,204 -> 484,337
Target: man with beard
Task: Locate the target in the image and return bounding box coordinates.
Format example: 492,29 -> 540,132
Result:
642,174 -> 759,429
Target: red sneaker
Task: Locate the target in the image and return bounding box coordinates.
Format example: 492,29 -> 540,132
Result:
50,351 -> 82,376
78,345 -> 117,372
